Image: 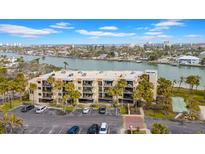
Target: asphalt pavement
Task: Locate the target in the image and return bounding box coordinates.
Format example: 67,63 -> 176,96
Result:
8,107 -> 123,134
145,116 -> 205,134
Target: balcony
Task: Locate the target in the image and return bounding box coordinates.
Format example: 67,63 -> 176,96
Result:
83,81 -> 93,87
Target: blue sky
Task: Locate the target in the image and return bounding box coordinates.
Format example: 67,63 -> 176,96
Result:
0,19 -> 204,44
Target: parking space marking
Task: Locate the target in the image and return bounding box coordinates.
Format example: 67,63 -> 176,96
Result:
58,127 -> 64,134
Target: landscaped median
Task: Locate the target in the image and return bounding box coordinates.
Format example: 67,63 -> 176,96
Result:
0,100 -> 23,112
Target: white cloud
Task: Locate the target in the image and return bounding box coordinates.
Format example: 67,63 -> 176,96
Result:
144,31 -> 162,35
0,24 -> 58,38
76,29 -> 135,37
99,26 -> 118,30
50,22 -> 74,29
149,19 -> 184,32
185,34 -> 201,38
154,19 -> 184,27
143,34 -> 171,40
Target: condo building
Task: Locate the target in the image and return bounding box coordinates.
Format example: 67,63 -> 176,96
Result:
29,70 -> 158,104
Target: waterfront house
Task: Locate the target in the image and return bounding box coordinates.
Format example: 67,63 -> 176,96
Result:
178,55 -> 200,64
29,70 -> 158,104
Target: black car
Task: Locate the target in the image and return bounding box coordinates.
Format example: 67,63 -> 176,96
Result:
99,107 -> 106,114
87,124 -> 99,134
21,105 -> 35,112
67,126 -> 80,134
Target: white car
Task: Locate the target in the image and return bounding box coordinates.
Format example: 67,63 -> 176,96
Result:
99,122 -> 109,134
36,105 -> 47,113
82,108 -> 90,114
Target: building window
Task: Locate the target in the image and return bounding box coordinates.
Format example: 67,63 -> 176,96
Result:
38,87 -> 41,90
37,81 -> 41,84
78,81 -> 81,84
78,87 -> 81,90
38,93 -> 42,96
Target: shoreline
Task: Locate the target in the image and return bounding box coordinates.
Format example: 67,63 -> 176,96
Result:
1,51 -> 205,68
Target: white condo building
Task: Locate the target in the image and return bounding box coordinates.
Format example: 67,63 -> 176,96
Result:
29,70 -> 158,104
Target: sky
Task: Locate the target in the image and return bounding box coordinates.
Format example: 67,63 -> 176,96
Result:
0,19 -> 205,45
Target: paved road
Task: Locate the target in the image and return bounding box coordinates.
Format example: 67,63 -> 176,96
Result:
145,116 -> 205,134
7,107 -> 123,134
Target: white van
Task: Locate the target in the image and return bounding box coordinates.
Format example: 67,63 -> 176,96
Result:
36,105 -> 47,113
99,122 -> 109,134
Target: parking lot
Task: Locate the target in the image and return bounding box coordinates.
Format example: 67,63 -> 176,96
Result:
9,106 -> 123,134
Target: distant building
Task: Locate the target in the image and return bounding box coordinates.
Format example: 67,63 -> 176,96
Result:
178,55 -> 200,64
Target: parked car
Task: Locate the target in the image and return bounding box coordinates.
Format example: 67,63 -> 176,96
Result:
82,108 -> 90,114
87,124 -> 99,134
99,122 -> 109,134
67,126 -> 80,134
36,105 -> 47,113
99,107 -> 106,114
21,105 -> 35,112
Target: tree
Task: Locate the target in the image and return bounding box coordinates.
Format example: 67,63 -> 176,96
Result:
29,83 -> 37,104
70,90 -> 81,104
133,74 -> 154,107
47,76 -> 55,85
15,73 -> 27,101
157,77 -> 172,113
107,79 -> 127,104
0,113 -> 23,134
185,75 -> 200,90
54,80 -> 63,104
0,67 -> 7,77
63,61 -> 69,70
63,82 -> 81,105
157,77 -> 172,97
178,76 -> 185,89
151,123 -> 169,134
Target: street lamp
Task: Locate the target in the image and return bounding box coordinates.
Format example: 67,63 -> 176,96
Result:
129,125 -> 133,134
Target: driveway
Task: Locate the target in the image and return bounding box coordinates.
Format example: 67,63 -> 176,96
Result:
8,106 -> 123,134
145,116 -> 205,134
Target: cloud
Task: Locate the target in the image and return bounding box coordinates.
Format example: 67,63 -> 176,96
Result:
185,34 -> 201,38
143,34 -> 172,40
50,22 -> 74,29
149,19 -> 184,31
99,26 -> 118,30
76,29 -> 135,37
0,24 -> 58,38
144,31 -> 162,35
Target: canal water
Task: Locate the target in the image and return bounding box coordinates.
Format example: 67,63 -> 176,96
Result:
1,52 -> 205,88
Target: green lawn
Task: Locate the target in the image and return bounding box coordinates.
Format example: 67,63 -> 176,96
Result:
126,130 -> 146,134
0,100 -> 23,112
119,105 -> 128,115
64,105 -> 75,112
144,109 -> 175,119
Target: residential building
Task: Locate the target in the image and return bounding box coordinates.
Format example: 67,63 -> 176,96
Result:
178,55 -> 200,64
29,70 -> 158,104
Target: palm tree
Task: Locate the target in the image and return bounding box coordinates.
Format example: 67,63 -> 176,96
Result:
63,61 -> 69,70
0,113 -> 23,134
178,76 -> 185,89
54,80 -> 63,104
15,72 -> 27,101
185,75 -> 200,91
107,79 -> 127,104
133,74 -> 154,107
29,83 -> 37,104
151,123 -> 169,134
63,82 -> 80,104
70,90 -> 81,104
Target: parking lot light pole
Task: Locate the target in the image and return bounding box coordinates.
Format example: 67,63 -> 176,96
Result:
129,125 -> 133,134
